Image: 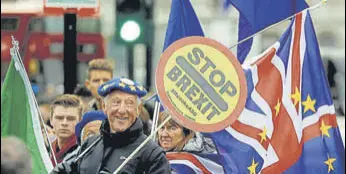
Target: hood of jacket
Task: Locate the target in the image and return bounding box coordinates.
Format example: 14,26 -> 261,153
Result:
182,132 -> 217,154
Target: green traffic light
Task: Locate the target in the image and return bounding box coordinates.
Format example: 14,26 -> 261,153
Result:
115,7 -> 150,45
120,20 -> 141,42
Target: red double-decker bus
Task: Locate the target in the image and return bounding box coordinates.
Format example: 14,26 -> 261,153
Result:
1,2 -> 105,93
1,1 -> 105,100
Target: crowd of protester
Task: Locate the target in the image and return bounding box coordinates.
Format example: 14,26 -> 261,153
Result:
2,59 -> 215,173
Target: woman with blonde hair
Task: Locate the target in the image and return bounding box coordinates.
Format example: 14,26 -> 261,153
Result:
157,111 -> 216,154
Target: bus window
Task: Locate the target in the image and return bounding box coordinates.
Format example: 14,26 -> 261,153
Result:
78,44 -> 96,54
77,17 -> 101,33
77,62 -> 88,83
50,42 -> 63,54
44,16 -> 63,33
41,59 -> 64,85
29,17 -> 44,32
1,17 -> 19,31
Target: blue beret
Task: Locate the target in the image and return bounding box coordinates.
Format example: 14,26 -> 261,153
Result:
75,111 -> 107,144
98,77 -> 147,98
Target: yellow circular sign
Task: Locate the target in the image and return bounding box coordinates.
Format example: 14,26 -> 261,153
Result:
156,36 -> 247,132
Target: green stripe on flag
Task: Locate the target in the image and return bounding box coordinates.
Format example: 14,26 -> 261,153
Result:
1,50 -> 53,173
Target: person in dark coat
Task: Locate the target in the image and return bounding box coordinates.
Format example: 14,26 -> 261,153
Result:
51,77 -> 171,174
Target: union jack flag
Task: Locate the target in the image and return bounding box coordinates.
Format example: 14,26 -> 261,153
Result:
202,10 -> 345,174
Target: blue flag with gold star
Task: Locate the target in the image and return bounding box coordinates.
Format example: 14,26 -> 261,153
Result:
283,10 -> 345,174
205,10 -> 344,173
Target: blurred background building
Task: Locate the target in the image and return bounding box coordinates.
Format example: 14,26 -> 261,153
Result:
1,0 -> 344,141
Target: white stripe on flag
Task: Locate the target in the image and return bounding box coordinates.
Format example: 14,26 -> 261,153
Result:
261,143 -> 280,170
238,108 -> 267,130
225,127 -> 268,160
192,154 -> 225,174
285,19 -> 295,97
170,160 -> 203,174
250,65 -> 274,138
298,9 -> 307,130
300,10 -> 307,76
302,105 -> 336,129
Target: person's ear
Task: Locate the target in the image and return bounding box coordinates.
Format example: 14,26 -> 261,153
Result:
137,103 -> 143,116
50,110 -> 55,127
50,117 -> 55,129
85,80 -> 90,90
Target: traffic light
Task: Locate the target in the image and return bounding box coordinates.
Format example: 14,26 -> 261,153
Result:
115,0 -> 147,45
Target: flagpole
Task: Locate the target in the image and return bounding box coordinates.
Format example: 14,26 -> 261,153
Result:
11,36 -> 57,166
153,102 -> 160,138
228,0 -> 327,50
150,101 -> 160,140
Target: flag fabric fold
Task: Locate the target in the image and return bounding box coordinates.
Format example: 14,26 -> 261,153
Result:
1,44 -> 53,173
229,0 -> 309,63
168,152 -> 224,174
162,0 -> 204,51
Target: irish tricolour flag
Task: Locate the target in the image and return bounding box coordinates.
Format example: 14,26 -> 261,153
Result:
1,39 -> 53,173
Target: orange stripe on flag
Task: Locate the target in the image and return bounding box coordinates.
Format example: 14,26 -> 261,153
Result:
262,106 -> 301,173
232,120 -> 270,149
302,114 -> 339,143
291,13 -> 302,112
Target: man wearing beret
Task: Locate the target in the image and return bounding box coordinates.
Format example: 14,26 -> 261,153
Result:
51,77 -> 171,174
